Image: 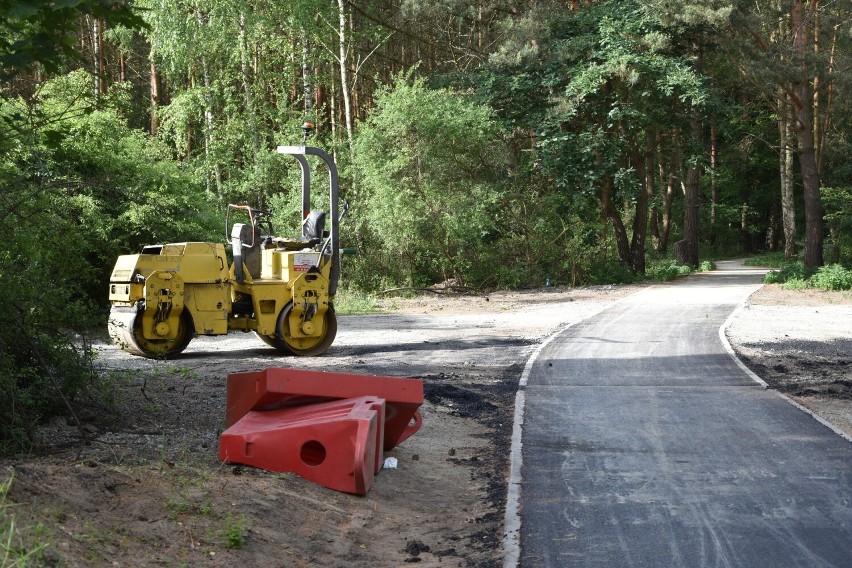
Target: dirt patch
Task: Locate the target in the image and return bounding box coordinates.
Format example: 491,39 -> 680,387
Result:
2,285 -> 631,567
738,285 -> 852,307
3,281 -> 850,566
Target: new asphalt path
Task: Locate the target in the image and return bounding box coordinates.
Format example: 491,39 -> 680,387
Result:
506,260 -> 852,567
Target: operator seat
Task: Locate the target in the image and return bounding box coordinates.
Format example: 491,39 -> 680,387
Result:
231,222 -> 263,283
302,211 -> 326,245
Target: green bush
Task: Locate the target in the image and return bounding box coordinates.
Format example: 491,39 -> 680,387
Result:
0,71 -> 220,454
763,271 -> 784,284
764,262 -> 852,291
351,74 -> 509,289
780,278 -> 809,290
646,260 -> 692,282
822,186 -> 852,265
0,172 -> 106,453
587,259 -> 637,284
808,264 -> 852,291
744,252 -> 788,268
764,262 -> 806,284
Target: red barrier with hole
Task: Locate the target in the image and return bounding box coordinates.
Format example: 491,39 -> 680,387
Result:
219,396 -> 385,495
225,367 -> 424,450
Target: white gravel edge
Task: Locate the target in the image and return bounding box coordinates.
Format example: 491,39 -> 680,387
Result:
718,299 -> 770,388
720,292 -> 852,445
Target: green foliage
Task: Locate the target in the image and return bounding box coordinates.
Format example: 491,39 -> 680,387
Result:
6,70 -> 221,288
550,204 -> 611,287
764,262 -> 806,284
221,512 -> 247,549
763,262 -> 851,291
808,264 -> 852,291
779,278 -> 808,291
141,0 -> 331,206
645,259 -> 692,282
477,1 -> 713,275
334,289 -> 381,315
352,74 -> 509,288
0,70 -> 220,453
1,474 -> 49,565
744,252 -> 789,268
822,186 -> 852,265
0,0 -> 145,77
587,259 -> 638,285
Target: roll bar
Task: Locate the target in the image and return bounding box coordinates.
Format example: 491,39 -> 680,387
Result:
276,145 -> 340,296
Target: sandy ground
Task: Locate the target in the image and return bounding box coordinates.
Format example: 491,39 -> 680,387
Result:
2,280 -> 849,567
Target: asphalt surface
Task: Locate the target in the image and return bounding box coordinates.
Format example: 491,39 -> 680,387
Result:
513,261 -> 852,567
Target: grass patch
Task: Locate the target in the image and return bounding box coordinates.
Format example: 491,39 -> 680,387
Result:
644,258 -> 718,282
1,474 -> 50,567
779,278 -> 809,290
333,289 -> 383,314
764,262 -> 806,284
764,262 -> 852,291
809,264 -> 852,291
221,512 -> 247,549
645,260 -> 692,282
744,252 -> 790,267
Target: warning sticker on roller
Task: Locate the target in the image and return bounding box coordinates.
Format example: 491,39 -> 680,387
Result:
293,253 -> 320,272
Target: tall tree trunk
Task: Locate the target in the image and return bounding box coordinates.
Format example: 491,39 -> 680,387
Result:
599,174 -> 631,269
337,0 -> 354,149
193,7 -> 222,199
649,203 -> 661,250
709,123 -> 718,238
768,200 -> 782,251
302,33 -> 313,119
660,164 -> 674,254
681,40 -> 704,268
682,115 -> 702,267
628,141 -> 652,275
330,77 -> 338,140
149,60 -> 160,136
740,202 -> 753,253
792,0 -> 824,270
198,55 -> 221,193
816,20 -> 840,177
239,12 -> 259,154
97,19 -> 105,93
778,89 -> 797,259
91,17 -> 105,102
201,57 -> 222,199
649,137 -> 661,249
185,75 -> 193,160
654,138 -> 676,254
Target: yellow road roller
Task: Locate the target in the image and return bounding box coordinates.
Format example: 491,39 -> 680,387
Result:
107,142 -> 342,358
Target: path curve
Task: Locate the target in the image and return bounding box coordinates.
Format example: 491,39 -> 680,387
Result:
505,260 -> 852,567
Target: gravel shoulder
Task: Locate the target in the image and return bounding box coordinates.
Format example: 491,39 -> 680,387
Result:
725,284 -> 852,438
2,278 -> 850,567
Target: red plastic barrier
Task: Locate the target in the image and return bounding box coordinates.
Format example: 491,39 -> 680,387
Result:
226,367 -> 424,450
219,396 -> 386,495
